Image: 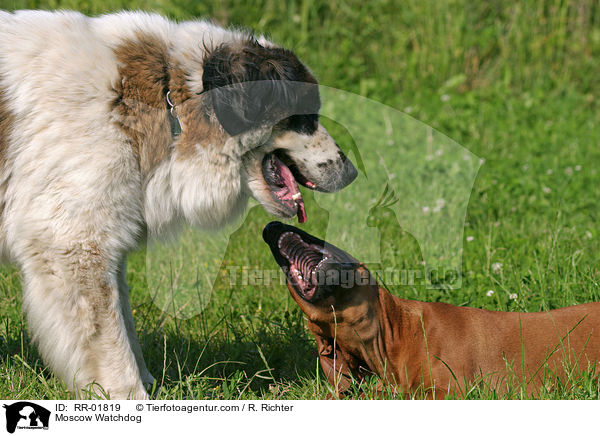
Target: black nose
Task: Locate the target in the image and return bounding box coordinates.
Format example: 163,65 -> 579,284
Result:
263,221 -> 285,242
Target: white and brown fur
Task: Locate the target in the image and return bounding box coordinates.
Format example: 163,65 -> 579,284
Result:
0,10 -> 356,399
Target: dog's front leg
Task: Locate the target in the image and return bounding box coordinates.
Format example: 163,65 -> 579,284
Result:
20,242 -> 148,399
117,258 -> 155,390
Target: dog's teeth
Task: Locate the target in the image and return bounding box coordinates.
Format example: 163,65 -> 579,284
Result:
278,232 -> 293,249
316,256 -> 330,269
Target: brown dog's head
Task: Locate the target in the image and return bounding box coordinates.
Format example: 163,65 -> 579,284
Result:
263,221 -> 380,391
202,38 -> 357,223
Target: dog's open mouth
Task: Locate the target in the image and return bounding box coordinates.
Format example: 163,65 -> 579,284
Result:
263,221 -> 362,302
277,231 -> 330,300
261,152 -> 317,223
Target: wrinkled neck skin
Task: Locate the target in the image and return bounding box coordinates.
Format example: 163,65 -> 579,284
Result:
306,286 -> 392,379
370,288 -> 403,380
318,286 -> 426,396
348,288 -> 406,384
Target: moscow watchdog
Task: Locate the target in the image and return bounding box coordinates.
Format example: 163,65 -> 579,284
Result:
0,10 -> 357,398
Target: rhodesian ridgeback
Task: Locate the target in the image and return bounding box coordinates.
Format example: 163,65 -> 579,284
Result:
263,221 -> 600,398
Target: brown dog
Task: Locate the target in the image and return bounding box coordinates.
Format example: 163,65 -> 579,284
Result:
263,221 -> 600,398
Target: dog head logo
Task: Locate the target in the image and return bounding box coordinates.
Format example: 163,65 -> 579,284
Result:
2,402 -> 50,433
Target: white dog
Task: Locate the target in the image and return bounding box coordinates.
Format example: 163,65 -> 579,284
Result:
0,10 -> 356,398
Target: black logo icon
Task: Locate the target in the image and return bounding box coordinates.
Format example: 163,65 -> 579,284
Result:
3,402 -> 50,433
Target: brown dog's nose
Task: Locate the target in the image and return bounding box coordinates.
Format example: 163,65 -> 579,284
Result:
262,221 -> 284,242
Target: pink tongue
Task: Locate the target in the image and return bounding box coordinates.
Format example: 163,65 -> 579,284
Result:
273,156 -> 307,223
297,200 -> 307,224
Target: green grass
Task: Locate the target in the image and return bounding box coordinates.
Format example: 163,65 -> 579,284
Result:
1,0 -> 600,399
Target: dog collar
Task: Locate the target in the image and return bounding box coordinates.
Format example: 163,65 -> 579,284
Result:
166,90 -> 183,137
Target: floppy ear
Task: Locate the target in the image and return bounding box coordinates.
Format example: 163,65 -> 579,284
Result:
314,334 -> 354,394
202,39 -> 319,136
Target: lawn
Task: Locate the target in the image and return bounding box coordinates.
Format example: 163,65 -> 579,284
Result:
0,0 -> 599,399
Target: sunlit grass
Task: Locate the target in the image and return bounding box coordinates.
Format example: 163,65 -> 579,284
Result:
0,0 -> 599,399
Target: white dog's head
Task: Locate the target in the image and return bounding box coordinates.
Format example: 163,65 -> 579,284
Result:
200,37 -> 357,222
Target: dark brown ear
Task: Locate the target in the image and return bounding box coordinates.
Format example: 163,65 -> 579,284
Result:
314,335 -> 354,394
201,38 -> 320,136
